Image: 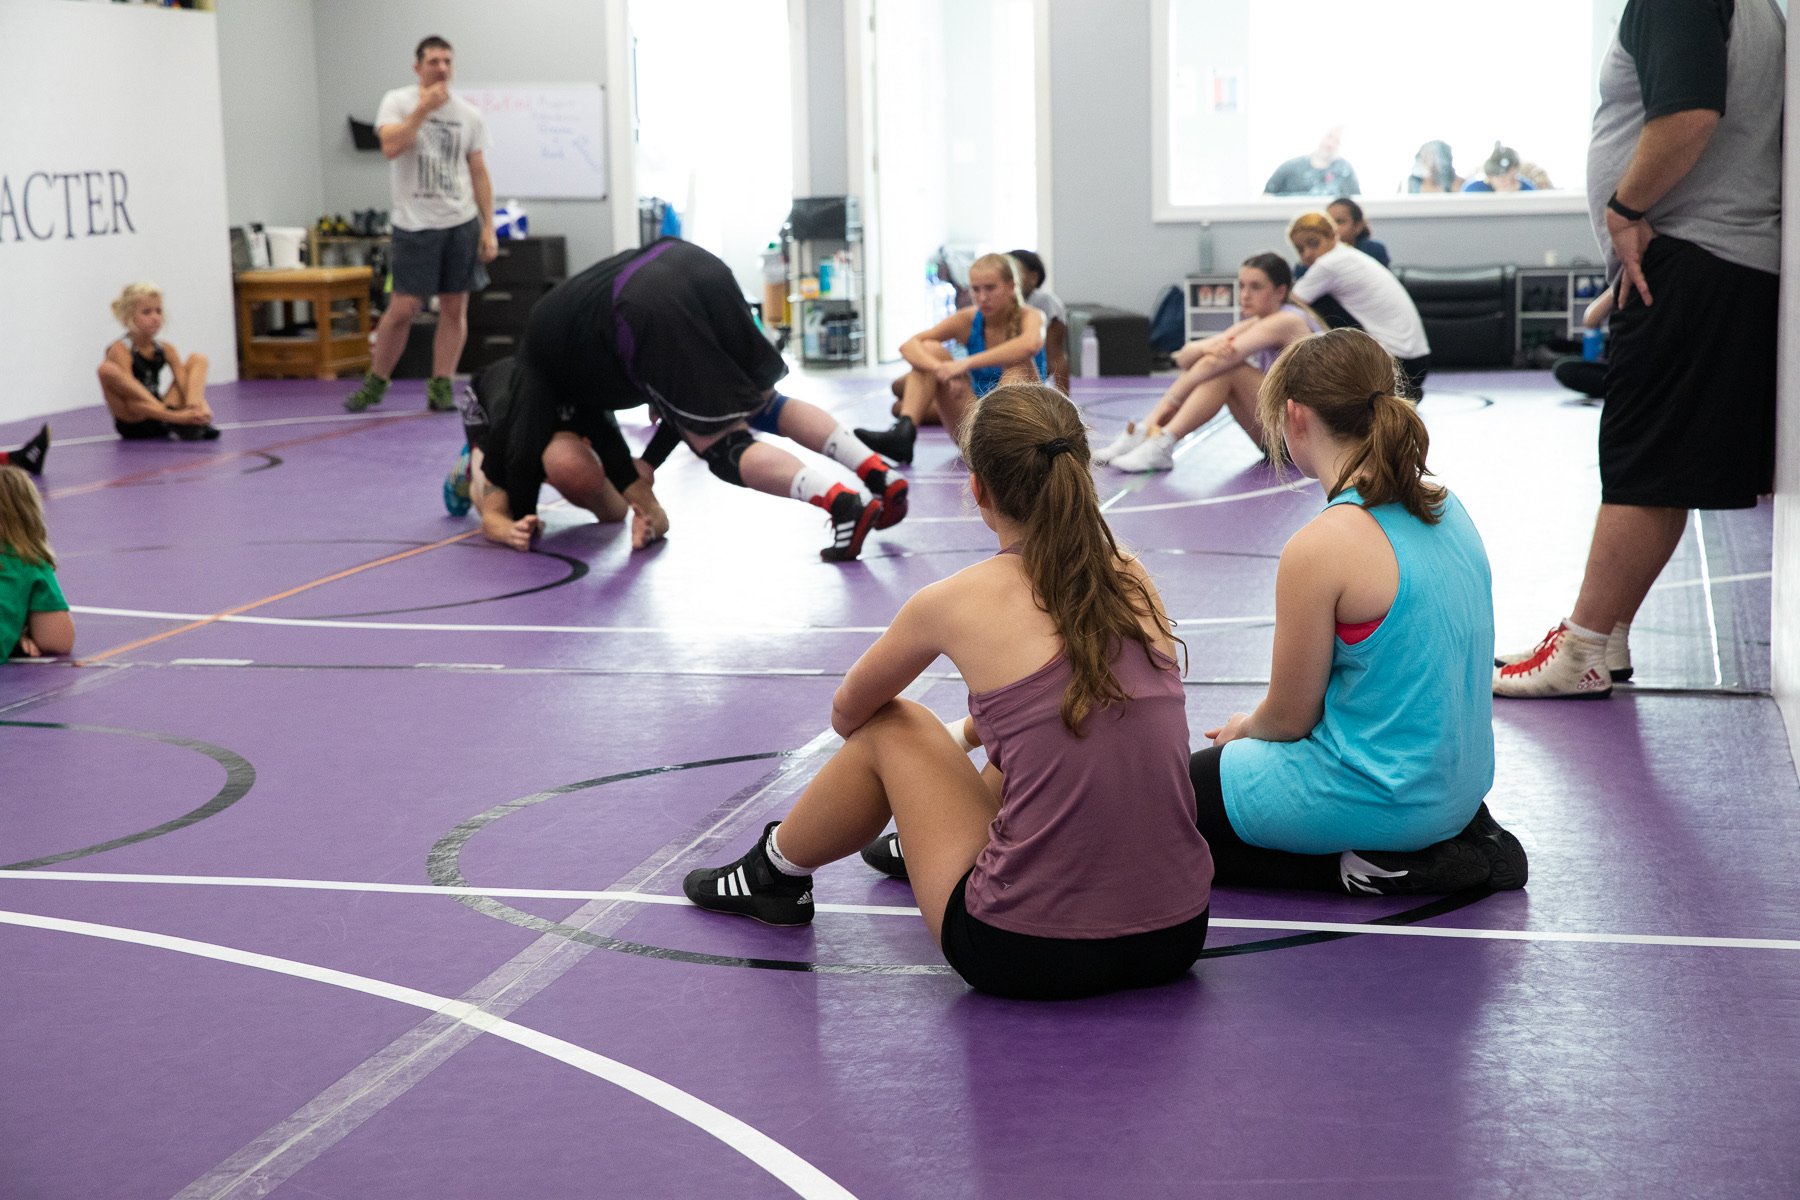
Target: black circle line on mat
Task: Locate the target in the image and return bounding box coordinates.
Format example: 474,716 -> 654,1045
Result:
428,752 -> 1496,974
0,720 -> 256,871
57,537 -> 587,620
110,452 -> 283,485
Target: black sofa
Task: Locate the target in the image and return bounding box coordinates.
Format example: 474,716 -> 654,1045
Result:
1391,265 -> 1518,369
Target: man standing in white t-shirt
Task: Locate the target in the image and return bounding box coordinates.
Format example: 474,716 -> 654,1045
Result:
345,35 -> 497,415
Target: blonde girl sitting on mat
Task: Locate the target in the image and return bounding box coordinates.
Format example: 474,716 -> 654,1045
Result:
98,282 -> 219,441
1096,253 -> 1324,472
855,253 -> 1044,464
685,383 -> 1214,1001
1190,328 -> 1526,896
0,466 -> 74,661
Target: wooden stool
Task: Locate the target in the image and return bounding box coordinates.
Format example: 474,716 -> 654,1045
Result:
234,267 -> 374,380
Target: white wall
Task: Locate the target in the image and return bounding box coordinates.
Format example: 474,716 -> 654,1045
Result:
310,0 -> 616,274
1046,0 -> 1601,309
1774,39 -> 1800,768
0,0 -> 237,424
216,0 -> 324,230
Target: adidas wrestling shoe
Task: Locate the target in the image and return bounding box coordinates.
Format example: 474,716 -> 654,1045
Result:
683,822 -> 815,926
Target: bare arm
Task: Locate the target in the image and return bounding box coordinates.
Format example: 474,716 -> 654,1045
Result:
959,306 -> 1044,374
831,585 -> 948,736
1046,318 -> 1070,392
1207,523 -> 1339,745
475,474 -> 541,552
100,344 -> 195,423
468,150 -> 498,263
899,310 -> 975,370
378,84 -> 447,159
1606,109 -> 1721,307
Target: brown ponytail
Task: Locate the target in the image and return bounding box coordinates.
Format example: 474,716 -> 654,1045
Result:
961,383 -> 1183,733
1257,328 -> 1447,523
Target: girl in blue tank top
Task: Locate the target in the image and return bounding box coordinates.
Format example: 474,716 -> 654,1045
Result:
853,253 -> 1045,466
1190,327 -> 1529,897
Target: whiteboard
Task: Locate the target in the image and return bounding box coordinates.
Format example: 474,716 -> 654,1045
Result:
458,84 -> 607,199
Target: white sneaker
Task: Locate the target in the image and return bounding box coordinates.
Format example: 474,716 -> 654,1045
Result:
1110,430 -> 1176,472
1493,622 -> 1612,699
1497,621 -> 1631,682
1091,422 -> 1145,465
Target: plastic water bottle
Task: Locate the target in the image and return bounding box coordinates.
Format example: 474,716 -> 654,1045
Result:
1079,326 -> 1100,377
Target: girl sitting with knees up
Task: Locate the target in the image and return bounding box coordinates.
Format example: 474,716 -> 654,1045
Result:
855,253 -> 1044,465
685,383 -> 1214,1001
0,466 -> 74,661
1096,253 -> 1324,472
98,282 -> 220,441
1191,328 -> 1527,897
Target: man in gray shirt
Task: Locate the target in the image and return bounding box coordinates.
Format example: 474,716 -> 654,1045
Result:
1495,0 -> 1783,699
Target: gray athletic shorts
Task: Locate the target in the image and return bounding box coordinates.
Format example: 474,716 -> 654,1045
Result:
390,216 -> 488,298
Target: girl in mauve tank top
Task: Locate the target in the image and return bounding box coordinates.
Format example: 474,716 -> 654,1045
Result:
685,382 -> 1215,1000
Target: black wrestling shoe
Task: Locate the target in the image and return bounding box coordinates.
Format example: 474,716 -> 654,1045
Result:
853,416 -> 916,465
1339,803 -> 1529,895
820,491 -> 881,562
175,424 -> 222,441
860,468 -> 909,530
682,821 -> 815,926
859,830 -> 908,880
12,424 -> 49,475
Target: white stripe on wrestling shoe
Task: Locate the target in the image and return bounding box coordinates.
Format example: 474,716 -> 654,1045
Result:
1339,851 -> 1408,896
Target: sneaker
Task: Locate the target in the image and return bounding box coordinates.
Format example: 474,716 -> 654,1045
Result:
1497,622 -> 1632,683
1091,422 -> 1145,465
853,416 -> 916,465
344,372 -> 389,412
1339,805 -> 1528,895
443,444 -> 473,517
862,467 -> 909,530
426,376 -> 456,412
682,821 -> 815,926
859,830 -> 908,880
1110,430 -> 1176,472
820,491 -> 882,562
11,424 -> 49,475
1493,622 -> 1611,699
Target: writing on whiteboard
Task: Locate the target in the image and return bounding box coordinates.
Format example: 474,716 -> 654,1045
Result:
458,85 -> 607,200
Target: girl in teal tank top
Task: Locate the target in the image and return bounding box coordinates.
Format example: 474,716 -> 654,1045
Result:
1191,328 -> 1528,896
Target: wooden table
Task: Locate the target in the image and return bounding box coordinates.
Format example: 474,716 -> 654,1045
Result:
234,267 -> 374,380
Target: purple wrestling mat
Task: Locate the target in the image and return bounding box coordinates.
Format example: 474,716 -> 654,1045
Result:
1,367 -> 1795,1199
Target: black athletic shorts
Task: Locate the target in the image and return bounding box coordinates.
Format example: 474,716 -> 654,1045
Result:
612,239 -> 787,436
939,869 -> 1208,1001
390,216 -> 488,298
115,417 -> 171,440
1600,236 -> 1778,510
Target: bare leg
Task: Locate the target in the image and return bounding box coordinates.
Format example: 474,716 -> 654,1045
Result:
1569,504 -> 1689,630
1158,364 -> 1265,443
541,431 -> 629,523
773,699 -> 1001,944
686,421 -> 807,498
368,294 -> 424,380
433,292 -> 469,378
933,377 -> 977,444
167,354 -> 214,422
1220,365 -> 1267,448
97,362 -> 203,425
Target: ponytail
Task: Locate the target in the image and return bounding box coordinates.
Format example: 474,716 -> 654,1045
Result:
963,384 -> 1183,732
1259,329 -> 1447,524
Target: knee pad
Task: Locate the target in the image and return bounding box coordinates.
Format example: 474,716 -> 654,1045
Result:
748,392 -> 788,435
699,427 -> 757,486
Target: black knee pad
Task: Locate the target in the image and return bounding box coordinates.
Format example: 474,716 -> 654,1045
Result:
699,427 -> 757,486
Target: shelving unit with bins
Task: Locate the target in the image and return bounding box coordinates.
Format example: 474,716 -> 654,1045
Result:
785,196 -> 865,367
1516,267 -> 1607,360
1183,275 -> 1241,342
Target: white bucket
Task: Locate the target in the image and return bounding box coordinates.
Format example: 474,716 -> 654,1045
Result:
266,226 -> 307,270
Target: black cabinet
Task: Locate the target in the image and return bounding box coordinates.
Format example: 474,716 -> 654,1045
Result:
460,235 -> 566,374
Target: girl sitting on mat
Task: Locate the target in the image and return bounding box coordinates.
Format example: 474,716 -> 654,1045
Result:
0,466 -> 74,661
685,383 -> 1214,1000
1096,253 -> 1324,472
1191,328 -> 1526,896
97,282 -> 220,441
855,253 -> 1044,465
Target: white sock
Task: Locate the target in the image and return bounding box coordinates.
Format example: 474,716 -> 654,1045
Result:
1563,619 -> 1608,646
788,464 -> 834,504
764,823 -> 811,877
1611,621 -> 1631,643
820,424 -> 881,474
